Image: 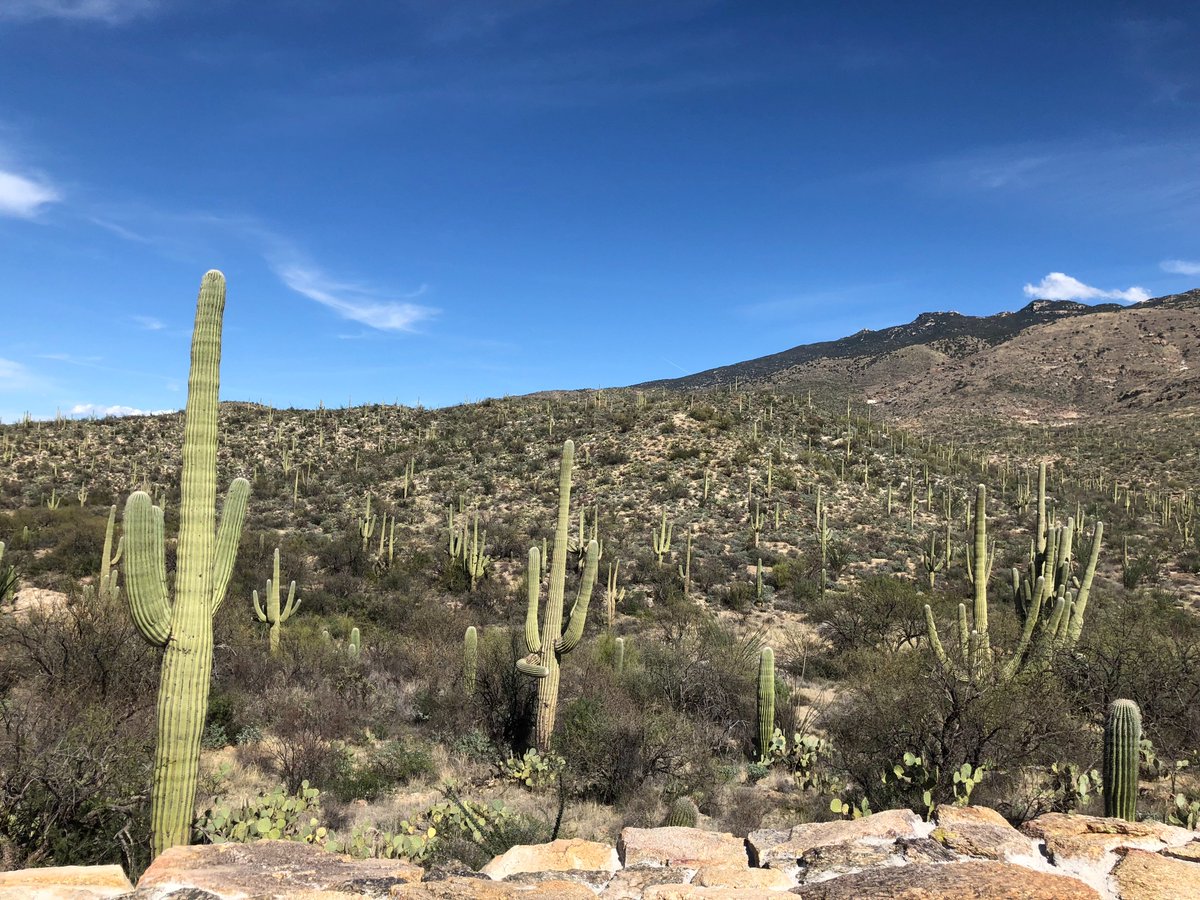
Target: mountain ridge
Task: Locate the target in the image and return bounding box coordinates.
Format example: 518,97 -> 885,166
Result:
635,288 -> 1200,423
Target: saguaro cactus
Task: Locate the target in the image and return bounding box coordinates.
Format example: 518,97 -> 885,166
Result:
253,547 -> 301,656
99,504 -> 123,600
123,270 -> 250,857
518,440 -> 599,752
757,647 -> 775,762
463,625 -> 478,694
1104,699 -> 1141,821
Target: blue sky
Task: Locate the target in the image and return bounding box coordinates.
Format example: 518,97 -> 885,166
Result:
1,1 -> 1198,421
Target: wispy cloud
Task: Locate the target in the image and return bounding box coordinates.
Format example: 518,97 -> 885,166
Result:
911,139 -> 1200,228
132,314 -> 165,330
0,357 -> 47,391
0,168 -> 59,218
1023,272 -> 1149,304
68,402 -> 174,418
1161,259 -> 1200,276
271,259 -> 436,332
0,0 -> 160,24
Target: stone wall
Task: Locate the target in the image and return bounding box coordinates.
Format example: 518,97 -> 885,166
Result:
2,806 -> 1198,898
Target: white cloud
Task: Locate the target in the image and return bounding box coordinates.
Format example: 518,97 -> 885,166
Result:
0,169 -> 59,218
1022,272 -> 1150,304
132,315 -> 165,330
272,261 -> 436,332
1161,259 -> 1200,276
68,403 -> 174,418
0,0 -> 159,23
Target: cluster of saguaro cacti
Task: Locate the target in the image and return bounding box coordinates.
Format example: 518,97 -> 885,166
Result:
448,503 -> 491,590
1104,699 -> 1141,821
123,270 -> 250,857
463,625 -> 477,694
252,547 -> 301,656
517,440 -> 599,752
757,646 -> 775,762
924,469 -> 1103,684
98,504 -> 123,601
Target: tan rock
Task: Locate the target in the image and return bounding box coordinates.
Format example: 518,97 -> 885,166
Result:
793,860 -> 1101,899
600,866 -> 695,899
643,886 -> 786,899
693,864 -> 794,890
1163,841 -> 1200,862
392,875 -> 596,898
618,827 -> 749,869
1112,848 -> 1200,900
932,805 -> 1041,862
748,810 -> 924,870
134,839 -> 423,899
0,864 -> 133,899
480,838 -> 619,880
1021,813 -> 1195,872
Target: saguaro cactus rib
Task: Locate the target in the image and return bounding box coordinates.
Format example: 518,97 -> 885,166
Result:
123,270 -> 250,858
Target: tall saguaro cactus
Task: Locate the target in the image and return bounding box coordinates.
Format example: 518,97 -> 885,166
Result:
518,440 -> 599,752
253,547 -> 300,655
1104,699 -> 1141,821
124,270 -> 250,857
757,647 -> 775,762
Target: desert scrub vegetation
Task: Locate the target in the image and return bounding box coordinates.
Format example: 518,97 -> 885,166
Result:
2,295 -> 1200,871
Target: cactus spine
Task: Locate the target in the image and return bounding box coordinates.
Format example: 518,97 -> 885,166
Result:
518,440 -> 599,752
463,625 -> 478,694
252,547 -> 301,656
123,270 -> 250,857
757,646 -> 775,762
1103,699 -> 1141,821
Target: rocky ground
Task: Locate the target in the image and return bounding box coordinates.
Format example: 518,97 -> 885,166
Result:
3,806 -> 1198,899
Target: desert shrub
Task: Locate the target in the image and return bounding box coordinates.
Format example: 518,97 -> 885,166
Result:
824,650 -> 1091,815
0,588 -> 158,874
809,576 -> 928,655
330,741 -> 436,802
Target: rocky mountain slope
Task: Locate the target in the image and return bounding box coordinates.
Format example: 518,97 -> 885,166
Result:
637,289 -> 1200,424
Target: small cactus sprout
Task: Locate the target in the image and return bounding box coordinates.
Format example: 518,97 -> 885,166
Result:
347,626 -> 361,657
664,796 -> 699,828
613,636 -> 625,676
757,647 -> 775,762
463,625 -> 478,694
1104,699 -> 1142,821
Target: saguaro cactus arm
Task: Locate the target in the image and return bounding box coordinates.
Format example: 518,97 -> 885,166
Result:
558,538 -> 598,654
124,492 -> 171,647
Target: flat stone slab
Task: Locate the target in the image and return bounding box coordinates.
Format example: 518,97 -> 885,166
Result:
481,839 -> 619,880
693,863 -> 795,890
134,840 -> 423,899
0,864 -> 133,899
932,805 -> 1040,862
1021,813 -> 1195,871
1112,848 -> 1200,900
600,866 -> 695,899
392,876 -> 596,898
749,810 -> 925,870
618,827 -> 749,869
792,859 -> 1101,899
